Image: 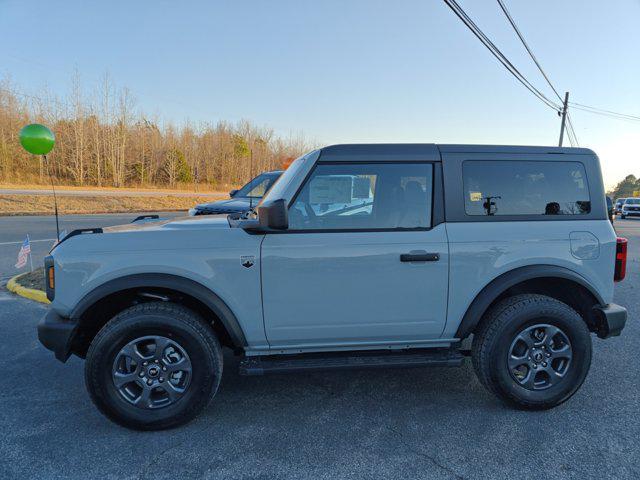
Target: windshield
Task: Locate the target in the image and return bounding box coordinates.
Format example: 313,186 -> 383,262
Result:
235,173 -> 281,198
260,150 -> 318,205
624,198 -> 640,205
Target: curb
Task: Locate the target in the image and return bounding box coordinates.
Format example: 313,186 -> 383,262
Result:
6,273 -> 50,304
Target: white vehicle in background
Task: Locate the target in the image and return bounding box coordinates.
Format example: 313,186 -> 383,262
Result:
619,197 -> 640,219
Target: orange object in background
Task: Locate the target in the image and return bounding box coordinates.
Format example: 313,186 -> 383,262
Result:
281,156 -> 295,169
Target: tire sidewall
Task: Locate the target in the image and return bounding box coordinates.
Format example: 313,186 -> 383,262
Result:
488,301 -> 592,407
86,308 -> 221,429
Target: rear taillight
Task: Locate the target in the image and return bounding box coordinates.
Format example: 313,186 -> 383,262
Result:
614,237 -> 627,282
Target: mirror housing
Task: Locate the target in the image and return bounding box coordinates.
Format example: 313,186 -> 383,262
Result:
257,199 -> 288,230
229,189 -> 238,197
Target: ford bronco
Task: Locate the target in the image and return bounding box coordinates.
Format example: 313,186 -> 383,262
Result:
38,144 -> 628,430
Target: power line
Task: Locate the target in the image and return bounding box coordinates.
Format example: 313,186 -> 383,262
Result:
564,115 -> 574,146
493,0 -> 580,146
569,102 -> 640,122
495,0 -> 563,103
566,114 -> 579,146
442,0 -> 561,112
565,122 -> 574,146
570,102 -> 640,120
568,115 -> 578,146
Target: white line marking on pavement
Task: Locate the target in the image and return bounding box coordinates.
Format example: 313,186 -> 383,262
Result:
0,239 -> 56,246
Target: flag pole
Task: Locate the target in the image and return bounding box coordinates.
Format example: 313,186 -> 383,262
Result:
43,154 -> 60,240
27,234 -> 33,272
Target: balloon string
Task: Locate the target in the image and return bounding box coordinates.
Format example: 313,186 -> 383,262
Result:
44,154 -> 60,240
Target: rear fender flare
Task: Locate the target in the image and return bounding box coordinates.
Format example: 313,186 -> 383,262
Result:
455,265 -> 605,339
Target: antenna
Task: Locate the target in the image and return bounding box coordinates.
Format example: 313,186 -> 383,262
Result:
44,154 -> 61,240
249,147 -> 254,211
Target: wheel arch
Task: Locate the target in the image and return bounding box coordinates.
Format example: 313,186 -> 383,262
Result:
69,273 -> 247,357
455,265 -> 605,339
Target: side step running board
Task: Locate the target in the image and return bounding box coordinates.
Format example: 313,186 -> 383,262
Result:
239,349 -> 465,376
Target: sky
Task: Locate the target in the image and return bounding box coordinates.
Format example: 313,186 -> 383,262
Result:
1,0 -> 638,189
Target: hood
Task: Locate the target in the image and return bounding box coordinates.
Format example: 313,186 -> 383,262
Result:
102,214 -> 231,234
195,197 -> 253,212
51,213 -> 247,256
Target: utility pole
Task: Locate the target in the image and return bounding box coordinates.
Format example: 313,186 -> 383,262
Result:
558,91 -> 569,147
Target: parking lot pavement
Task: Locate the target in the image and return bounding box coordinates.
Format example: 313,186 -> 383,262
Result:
0,217 -> 639,480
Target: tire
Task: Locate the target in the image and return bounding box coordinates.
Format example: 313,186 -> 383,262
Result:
85,302 -> 223,430
472,294 -> 592,410
620,214 -> 626,219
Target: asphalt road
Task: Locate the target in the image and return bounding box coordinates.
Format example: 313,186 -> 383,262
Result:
0,216 -> 639,479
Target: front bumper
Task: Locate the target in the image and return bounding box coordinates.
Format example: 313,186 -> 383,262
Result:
594,303 -> 627,339
37,309 -> 78,362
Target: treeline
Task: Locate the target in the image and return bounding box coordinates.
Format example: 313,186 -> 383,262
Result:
0,76 -> 310,189
608,174 -> 640,200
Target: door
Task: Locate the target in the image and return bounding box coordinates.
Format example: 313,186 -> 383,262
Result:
261,161 -> 449,348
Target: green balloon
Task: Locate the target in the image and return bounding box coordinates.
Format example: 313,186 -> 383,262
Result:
19,124 -> 55,155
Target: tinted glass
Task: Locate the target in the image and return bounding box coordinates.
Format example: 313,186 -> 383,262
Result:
625,198 -> 640,205
463,161 -> 591,216
236,173 -> 280,198
289,162 -> 433,230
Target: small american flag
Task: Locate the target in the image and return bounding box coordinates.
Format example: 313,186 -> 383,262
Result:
15,235 -> 31,269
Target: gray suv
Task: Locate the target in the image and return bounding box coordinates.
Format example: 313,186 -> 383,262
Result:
38,144 -> 628,430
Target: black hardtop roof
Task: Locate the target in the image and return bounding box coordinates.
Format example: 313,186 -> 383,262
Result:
318,143 -> 595,162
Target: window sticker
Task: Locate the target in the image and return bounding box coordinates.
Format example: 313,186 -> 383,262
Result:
469,191 -> 483,202
309,176 -> 352,204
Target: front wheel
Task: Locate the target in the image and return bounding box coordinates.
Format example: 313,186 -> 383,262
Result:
620,214 -> 626,219
472,294 -> 592,410
85,302 -> 223,430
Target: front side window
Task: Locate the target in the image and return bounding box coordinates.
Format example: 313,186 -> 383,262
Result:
463,161 -> 591,216
289,162 -> 433,230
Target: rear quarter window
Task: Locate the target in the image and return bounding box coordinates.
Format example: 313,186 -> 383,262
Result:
463,160 -> 591,216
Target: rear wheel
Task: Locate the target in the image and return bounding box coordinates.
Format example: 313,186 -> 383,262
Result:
472,294 -> 592,410
85,302 -> 223,430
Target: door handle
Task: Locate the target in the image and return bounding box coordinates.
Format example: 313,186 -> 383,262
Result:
400,252 -> 440,262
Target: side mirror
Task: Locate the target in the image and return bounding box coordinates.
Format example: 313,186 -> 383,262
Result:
257,199 -> 288,230
229,189 -> 238,197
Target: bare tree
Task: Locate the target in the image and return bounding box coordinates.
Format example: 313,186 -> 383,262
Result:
0,73 -> 313,189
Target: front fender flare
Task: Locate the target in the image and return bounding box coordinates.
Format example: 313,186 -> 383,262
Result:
70,273 -> 247,347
